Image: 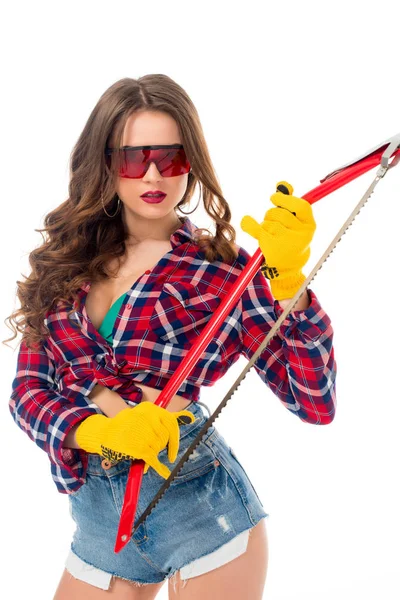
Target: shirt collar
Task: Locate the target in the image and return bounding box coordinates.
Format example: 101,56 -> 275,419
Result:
170,216 -> 198,247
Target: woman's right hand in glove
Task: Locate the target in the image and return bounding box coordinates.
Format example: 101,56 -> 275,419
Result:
75,401 -> 196,479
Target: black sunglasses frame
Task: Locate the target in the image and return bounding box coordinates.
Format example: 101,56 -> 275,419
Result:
105,144 -> 185,154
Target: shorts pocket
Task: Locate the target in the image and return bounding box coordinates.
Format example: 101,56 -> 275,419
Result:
69,481 -> 87,498
204,429 -> 265,509
149,281 -> 222,345
68,478 -> 90,521
228,446 -> 264,507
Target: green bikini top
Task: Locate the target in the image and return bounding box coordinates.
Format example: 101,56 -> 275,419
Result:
97,293 -> 126,342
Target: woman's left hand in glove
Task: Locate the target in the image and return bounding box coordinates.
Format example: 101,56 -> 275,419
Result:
240,181 -> 316,300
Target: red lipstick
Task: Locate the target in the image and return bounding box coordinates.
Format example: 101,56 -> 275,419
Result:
140,190 -> 167,204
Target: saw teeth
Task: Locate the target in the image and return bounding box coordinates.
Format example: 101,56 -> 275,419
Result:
130,167 -> 388,536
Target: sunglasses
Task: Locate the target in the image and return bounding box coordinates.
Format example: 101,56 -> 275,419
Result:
104,144 -> 191,179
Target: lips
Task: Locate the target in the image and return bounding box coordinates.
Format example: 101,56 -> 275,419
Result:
141,193 -> 166,204
141,189 -> 166,196
141,193 -> 166,197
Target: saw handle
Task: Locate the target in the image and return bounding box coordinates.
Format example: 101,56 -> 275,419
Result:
277,183 -> 290,194
276,181 -> 297,216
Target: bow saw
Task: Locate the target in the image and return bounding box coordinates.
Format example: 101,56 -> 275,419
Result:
112,133 -> 400,553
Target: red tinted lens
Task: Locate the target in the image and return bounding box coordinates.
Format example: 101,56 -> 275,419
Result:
116,147 -> 191,178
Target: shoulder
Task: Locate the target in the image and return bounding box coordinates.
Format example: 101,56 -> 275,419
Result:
234,243 -> 252,265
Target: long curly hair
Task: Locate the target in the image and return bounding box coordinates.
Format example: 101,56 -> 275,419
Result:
3,74 -> 239,351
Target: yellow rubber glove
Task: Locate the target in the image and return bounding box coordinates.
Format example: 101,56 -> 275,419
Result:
75,401 -> 196,479
240,181 -> 316,300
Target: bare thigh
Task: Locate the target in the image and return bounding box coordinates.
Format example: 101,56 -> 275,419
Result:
168,517 -> 269,600
53,568 -> 166,600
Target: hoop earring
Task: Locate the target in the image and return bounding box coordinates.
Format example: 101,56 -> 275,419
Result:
177,197 -> 201,215
176,176 -> 201,215
101,194 -> 121,217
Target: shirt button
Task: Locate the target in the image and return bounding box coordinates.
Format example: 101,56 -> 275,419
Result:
126,304 -> 132,309
184,299 -> 190,305
145,270 -> 151,274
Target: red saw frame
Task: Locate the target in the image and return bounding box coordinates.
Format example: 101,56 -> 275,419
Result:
113,136 -> 400,553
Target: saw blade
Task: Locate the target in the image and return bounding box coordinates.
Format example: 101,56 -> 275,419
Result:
130,163 -> 393,535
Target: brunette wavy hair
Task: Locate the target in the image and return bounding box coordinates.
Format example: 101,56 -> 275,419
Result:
3,74 -> 239,352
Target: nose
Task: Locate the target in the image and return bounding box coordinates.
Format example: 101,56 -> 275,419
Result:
143,161 -> 162,180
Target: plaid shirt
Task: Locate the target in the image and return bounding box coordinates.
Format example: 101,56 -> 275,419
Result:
9,216 -> 337,495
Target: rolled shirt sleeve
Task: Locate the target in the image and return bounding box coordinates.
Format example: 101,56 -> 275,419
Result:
9,338 -> 102,493
239,268 -> 337,425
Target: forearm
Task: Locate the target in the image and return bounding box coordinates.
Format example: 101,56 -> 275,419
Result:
277,288 -> 310,312
63,423 -> 83,449
62,384 -> 128,449
88,383 -> 128,417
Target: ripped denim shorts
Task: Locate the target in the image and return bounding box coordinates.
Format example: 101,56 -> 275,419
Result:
65,399 -> 269,590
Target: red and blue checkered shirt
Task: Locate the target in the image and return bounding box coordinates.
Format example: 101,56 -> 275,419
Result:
9,216 -> 337,495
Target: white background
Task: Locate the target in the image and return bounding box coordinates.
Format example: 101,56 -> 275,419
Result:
1,1 -> 399,598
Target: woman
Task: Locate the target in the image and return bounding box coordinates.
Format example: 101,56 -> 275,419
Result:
6,74 -> 336,599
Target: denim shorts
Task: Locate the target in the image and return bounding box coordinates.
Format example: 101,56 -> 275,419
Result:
65,400 -> 269,590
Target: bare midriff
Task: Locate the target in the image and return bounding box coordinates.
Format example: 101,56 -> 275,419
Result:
85,236 -> 193,414
132,383 -> 192,412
